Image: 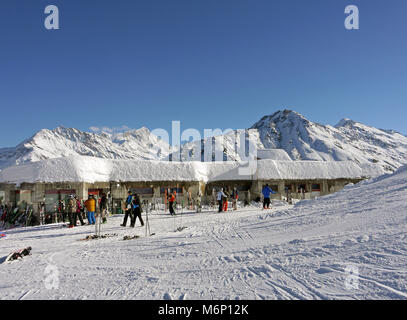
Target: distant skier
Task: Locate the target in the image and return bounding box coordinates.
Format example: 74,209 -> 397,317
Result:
168,191 -> 176,215
67,195 -> 77,228
232,187 -> 239,211
222,187 -> 230,212
74,196 -> 85,226
130,193 -> 144,227
121,191 -> 133,227
85,195 -> 96,225
217,188 -> 227,212
196,191 -> 202,213
262,184 -> 276,209
58,199 -> 66,223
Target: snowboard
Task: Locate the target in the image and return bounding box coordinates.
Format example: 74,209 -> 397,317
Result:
5,247 -> 32,262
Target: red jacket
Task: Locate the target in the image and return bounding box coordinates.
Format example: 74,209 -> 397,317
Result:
76,200 -> 82,213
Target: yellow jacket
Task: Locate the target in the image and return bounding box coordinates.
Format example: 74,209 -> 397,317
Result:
85,198 -> 96,212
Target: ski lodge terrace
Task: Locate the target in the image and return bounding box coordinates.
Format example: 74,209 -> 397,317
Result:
0,155 -> 384,217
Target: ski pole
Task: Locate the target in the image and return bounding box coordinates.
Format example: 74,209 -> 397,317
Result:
145,201 -> 148,237
181,199 -> 183,229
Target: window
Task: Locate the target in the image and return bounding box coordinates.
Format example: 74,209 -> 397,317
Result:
312,184 -> 321,192
130,187 -> 153,195
160,187 -> 183,194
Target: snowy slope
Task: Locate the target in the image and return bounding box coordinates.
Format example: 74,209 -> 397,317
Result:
0,127 -> 172,169
0,166 -> 406,300
177,110 -> 407,172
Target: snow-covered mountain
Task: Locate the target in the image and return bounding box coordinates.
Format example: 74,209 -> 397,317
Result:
176,110 -> 407,172
1,110 -> 407,172
0,126 -> 172,169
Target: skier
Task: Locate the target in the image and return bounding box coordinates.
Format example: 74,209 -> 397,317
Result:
130,193 -> 144,227
84,195 -> 96,225
58,199 -> 66,223
74,196 -> 85,226
67,195 -> 77,228
121,191 -> 133,227
168,191 -> 176,215
217,188 -> 227,212
100,193 -> 108,224
222,187 -> 230,212
285,187 -> 293,204
196,191 -> 202,213
232,187 -> 239,211
262,184 -> 276,209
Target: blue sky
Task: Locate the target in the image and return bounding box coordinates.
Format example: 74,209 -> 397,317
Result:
0,0 -> 406,147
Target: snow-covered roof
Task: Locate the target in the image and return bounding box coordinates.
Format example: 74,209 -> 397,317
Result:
0,156 -> 385,185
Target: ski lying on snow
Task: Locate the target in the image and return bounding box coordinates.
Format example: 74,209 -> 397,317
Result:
5,246 -> 32,262
123,235 -> 140,241
79,233 -> 118,241
123,233 -> 155,240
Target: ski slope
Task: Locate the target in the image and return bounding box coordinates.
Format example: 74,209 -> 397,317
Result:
0,167 -> 406,300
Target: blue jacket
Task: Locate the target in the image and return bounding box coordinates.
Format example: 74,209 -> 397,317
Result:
262,186 -> 276,198
126,195 -> 133,205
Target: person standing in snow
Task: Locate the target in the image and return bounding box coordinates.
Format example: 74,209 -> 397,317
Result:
217,188 -> 227,212
222,187 -> 230,212
168,191 -> 176,215
262,184 -> 276,209
196,191 -> 202,213
121,191 -> 133,227
232,187 -> 239,211
74,196 -> 85,226
85,195 -> 96,225
130,193 -> 144,227
58,199 -> 66,223
67,195 -> 77,228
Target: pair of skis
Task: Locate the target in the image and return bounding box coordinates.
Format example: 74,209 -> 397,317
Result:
80,233 -> 118,241
4,247 -> 32,263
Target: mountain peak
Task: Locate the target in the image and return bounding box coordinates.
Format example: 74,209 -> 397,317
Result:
250,109 -> 309,129
335,118 -> 356,128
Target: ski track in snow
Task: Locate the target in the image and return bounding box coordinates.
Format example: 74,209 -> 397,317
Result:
1,169 -> 407,300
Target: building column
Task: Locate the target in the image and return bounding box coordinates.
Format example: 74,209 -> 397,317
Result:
77,182 -> 88,200
251,180 -> 262,199
321,180 -> 329,195
278,181 -> 285,200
